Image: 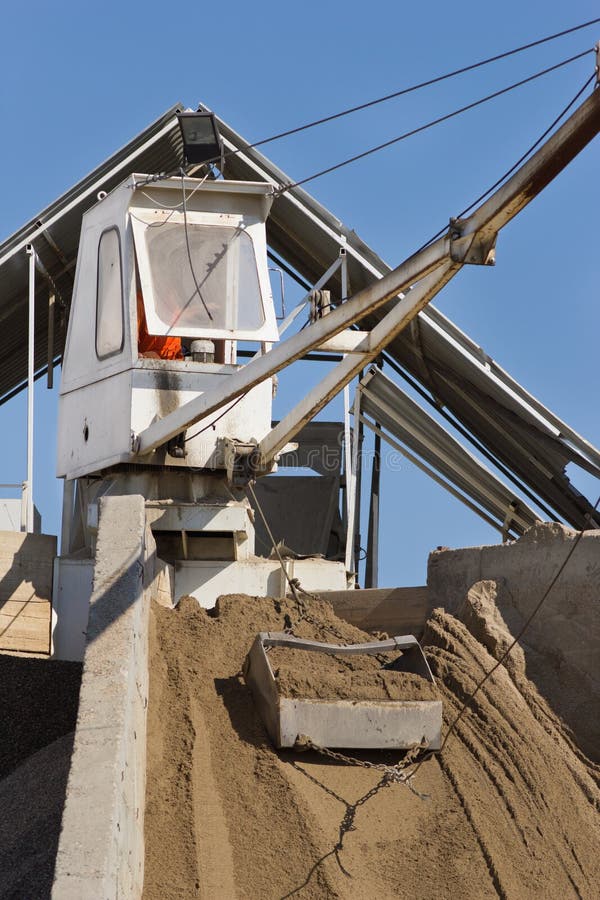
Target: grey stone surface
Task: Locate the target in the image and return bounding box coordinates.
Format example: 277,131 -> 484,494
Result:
52,495 -> 151,899
428,522 -> 600,759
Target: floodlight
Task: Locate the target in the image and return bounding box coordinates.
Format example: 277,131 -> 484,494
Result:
177,110 -> 223,166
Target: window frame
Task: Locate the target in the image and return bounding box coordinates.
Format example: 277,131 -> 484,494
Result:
130,209 -> 279,343
95,227 -> 125,361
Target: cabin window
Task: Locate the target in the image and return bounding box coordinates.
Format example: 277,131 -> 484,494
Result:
96,228 -> 124,359
141,223 -> 265,335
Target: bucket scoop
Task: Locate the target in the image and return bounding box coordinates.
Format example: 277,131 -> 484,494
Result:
243,632 -> 442,750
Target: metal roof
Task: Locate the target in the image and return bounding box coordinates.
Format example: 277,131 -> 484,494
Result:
358,366 -> 540,538
0,102 -> 598,528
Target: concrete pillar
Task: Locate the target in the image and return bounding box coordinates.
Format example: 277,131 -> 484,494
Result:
53,494 -> 150,899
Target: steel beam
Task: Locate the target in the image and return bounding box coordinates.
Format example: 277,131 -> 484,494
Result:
462,86 -> 600,249
359,415 -> 505,534
134,248 -> 450,455
344,388 -> 362,576
360,375 -> 537,533
365,427 -> 381,589
256,264 -> 457,469
47,292 -> 55,390
25,248 -> 35,533
373,86 -> 600,275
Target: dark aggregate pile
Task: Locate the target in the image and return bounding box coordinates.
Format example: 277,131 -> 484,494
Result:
0,655 -> 82,900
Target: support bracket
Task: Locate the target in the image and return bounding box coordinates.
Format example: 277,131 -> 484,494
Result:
221,437 -> 261,485
449,218 -> 497,266
501,501 -> 519,542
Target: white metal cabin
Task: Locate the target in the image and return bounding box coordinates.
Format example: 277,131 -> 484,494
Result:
57,177 -> 277,479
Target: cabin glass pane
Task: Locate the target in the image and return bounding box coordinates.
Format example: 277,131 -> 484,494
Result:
143,223 -> 265,334
96,229 -> 124,358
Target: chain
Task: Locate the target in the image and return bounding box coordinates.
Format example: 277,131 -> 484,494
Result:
296,735 -> 431,797
290,759 -> 394,878
289,760 -> 349,806
335,775 -> 393,875
290,741 -> 429,879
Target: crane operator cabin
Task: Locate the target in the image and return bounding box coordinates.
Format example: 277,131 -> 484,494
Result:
57,170 -> 278,479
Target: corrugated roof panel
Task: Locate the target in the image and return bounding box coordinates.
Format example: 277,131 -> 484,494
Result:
358,367 -> 540,536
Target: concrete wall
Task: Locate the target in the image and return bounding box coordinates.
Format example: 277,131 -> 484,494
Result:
428,522 -> 600,759
52,495 -> 153,899
0,531 -> 55,654
317,586 -> 432,637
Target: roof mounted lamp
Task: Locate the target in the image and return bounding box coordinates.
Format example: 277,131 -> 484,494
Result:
177,109 -> 223,170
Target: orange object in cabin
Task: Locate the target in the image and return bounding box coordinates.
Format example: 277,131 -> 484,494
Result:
137,292 -> 183,360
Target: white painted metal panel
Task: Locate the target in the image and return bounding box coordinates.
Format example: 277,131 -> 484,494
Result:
60,182 -> 136,393
58,359 -> 273,478
130,177 -> 279,343
175,557 -> 348,608
57,370 -> 132,478
131,364 -> 273,470
278,698 -> 442,749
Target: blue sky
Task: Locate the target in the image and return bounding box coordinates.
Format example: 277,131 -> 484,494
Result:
1,1 -> 599,585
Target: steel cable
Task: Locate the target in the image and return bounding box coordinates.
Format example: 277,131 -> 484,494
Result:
413,70 -> 597,254
275,49 -> 592,194
133,20 -> 600,190
240,17 -> 600,154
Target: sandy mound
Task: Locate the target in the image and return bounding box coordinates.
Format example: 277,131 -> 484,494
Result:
428,526 -> 600,761
424,609 -> 599,899
457,577 -> 600,764
270,647 -> 439,701
143,594 -> 600,900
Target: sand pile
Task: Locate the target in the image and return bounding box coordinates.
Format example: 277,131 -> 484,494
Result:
270,647 -> 439,701
143,594 -> 600,900
424,608 -> 600,898
0,656 -> 82,900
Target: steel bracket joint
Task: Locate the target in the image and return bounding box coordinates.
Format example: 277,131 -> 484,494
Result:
449,218 -> 497,266
220,437 -> 266,485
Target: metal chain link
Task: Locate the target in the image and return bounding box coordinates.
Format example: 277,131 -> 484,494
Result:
290,740 -> 430,879
290,759 -> 395,877
297,734 -> 431,797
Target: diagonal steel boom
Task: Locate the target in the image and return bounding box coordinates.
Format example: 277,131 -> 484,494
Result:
256,263 -> 457,470
134,251 -> 450,455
